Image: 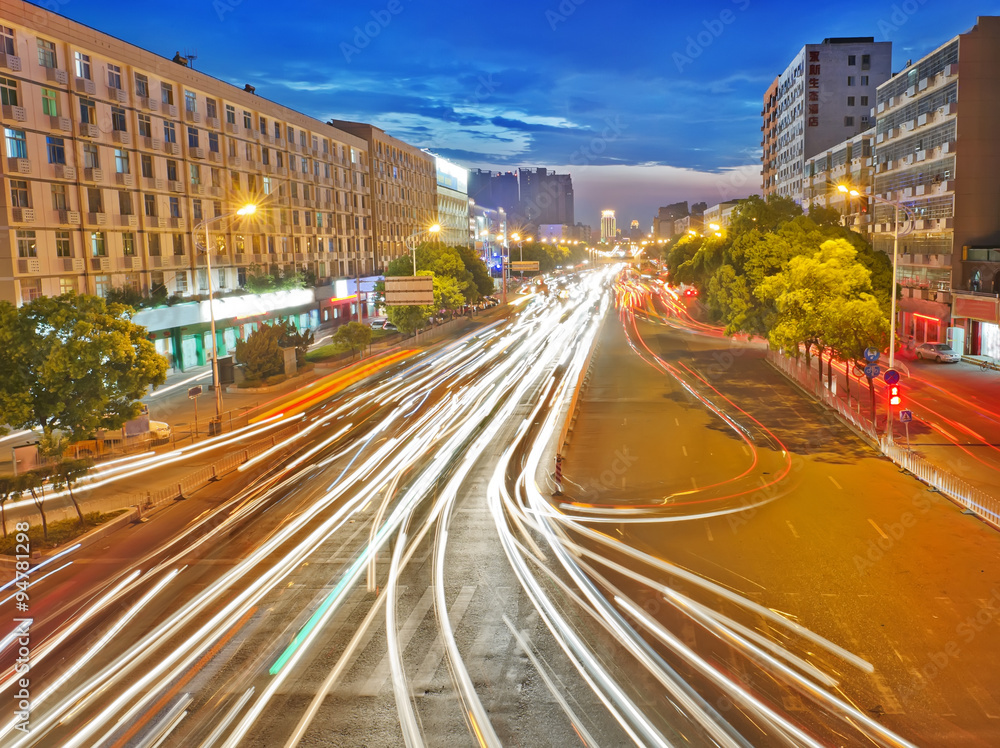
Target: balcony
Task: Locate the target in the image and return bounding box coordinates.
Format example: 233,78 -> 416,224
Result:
206,116 -> 220,129
165,104 -> 178,118
120,256 -> 140,270
142,136 -> 161,151
169,180 -> 184,192
78,123 -> 99,138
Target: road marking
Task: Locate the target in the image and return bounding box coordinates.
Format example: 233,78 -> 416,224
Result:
785,520 -> 799,539
868,518 -> 889,540
675,418 -> 680,427
705,525 -> 714,542
871,673 -> 904,714
681,445 -> 688,457
412,585 -> 477,692
828,476 -> 843,490
690,476 -> 698,489
967,683 -> 1000,719
358,586 -> 434,696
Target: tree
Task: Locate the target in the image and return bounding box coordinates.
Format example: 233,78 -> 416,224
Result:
386,304 -> 429,336
0,475 -> 16,537
0,294 -> 167,441
15,468 -> 51,540
50,458 -> 93,526
824,295 -> 890,424
456,245 -> 494,299
244,263 -> 276,294
280,323 -> 314,367
333,322 -> 371,359
235,323 -> 284,381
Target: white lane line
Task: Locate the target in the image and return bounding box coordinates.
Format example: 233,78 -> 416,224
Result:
828,476 -> 843,490
868,518 -> 889,541
785,521 -> 799,539
674,418 -> 680,427
705,525 -> 714,542
681,445 -> 688,457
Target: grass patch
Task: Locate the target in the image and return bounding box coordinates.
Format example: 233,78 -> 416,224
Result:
306,342 -> 350,363
0,510 -> 130,555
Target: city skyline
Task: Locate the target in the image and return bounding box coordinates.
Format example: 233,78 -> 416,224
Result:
39,0 -> 994,229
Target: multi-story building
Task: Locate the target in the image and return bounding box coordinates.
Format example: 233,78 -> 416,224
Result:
600,210 -> 616,244
703,201 -> 740,229
433,155 -> 468,247
518,167 -> 574,228
0,1 -> 376,369
469,201 -> 506,276
803,127 -> 876,230
871,16 -> 1000,355
468,169 -> 519,221
762,37 -> 891,204
654,202 -> 687,239
327,120 -> 436,269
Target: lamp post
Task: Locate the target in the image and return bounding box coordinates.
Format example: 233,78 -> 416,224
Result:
406,223 -> 441,276
838,184 -> 914,369
194,202 -> 256,432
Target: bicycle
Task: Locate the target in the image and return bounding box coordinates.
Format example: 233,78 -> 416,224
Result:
979,358 -> 993,372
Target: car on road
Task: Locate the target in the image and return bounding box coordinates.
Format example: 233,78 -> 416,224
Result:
369,318 -> 388,330
916,342 -> 961,363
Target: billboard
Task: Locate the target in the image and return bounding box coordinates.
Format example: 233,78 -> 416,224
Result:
436,157 -> 468,194
385,275 -> 435,306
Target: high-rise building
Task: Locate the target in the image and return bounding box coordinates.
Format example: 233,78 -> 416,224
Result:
654,203 -> 688,239
762,37 -> 892,203
326,120 -> 437,268
871,16 -> 1000,355
600,210 -> 616,243
518,167 -> 574,228
629,219 -> 642,242
432,155 -> 469,247
0,0 -> 378,370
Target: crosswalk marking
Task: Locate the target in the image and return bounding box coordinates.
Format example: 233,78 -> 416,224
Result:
412,585 -> 478,693
357,586 -> 435,696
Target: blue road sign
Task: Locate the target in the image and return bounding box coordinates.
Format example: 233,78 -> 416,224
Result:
864,364 -> 881,379
864,347 -> 880,363
899,410 -> 913,423
884,369 -> 900,385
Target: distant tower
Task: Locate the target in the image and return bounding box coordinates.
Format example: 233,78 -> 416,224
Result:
601,210 -> 616,244
630,219 -> 641,241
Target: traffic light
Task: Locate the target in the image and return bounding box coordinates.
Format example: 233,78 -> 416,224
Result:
888,383 -> 902,406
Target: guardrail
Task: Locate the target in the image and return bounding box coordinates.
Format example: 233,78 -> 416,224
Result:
559,309 -> 608,453
767,349 -> 1000,530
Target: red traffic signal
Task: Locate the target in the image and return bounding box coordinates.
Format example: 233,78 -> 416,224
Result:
888,384 -> 902,406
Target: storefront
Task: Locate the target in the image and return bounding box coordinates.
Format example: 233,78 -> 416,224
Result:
134,289 -> 319,372
950,293 -> 1000,356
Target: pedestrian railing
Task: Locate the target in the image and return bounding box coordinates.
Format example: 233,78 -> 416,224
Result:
767,349 -> 1000,530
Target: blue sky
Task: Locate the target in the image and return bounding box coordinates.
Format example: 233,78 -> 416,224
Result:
49,0 -> 1000,230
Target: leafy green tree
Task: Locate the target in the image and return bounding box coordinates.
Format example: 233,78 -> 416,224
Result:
0,294 -> 167,441
50,458 -> 93,525
333,322 -> 372,359
824,295 -> 891,423
386,304 -> 429,336
14,468 -> 51,540
235,323 -> 284,381
280,323 -> 314,367
432,273 -> 465,310
727,194 -> 803,236
456,245 -> 494,299
0,475 -> 16,538
243,263 -> 276,294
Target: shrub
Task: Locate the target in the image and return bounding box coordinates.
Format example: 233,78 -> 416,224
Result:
0,510 -> 128,554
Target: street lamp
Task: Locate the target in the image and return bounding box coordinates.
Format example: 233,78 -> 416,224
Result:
194,202 -> 256,433
838,184 -> 914,368
407,223 -> 440,276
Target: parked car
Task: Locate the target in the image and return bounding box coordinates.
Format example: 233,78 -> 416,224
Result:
369,318 -> 387,330
916,342 -> 961,363
382,321 -> 398,332
150,420 -> 172,440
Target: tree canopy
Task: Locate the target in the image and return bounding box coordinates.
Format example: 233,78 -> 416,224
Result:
0,294 -> 167,440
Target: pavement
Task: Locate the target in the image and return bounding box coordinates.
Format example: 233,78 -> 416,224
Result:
564,300 -> 1000,745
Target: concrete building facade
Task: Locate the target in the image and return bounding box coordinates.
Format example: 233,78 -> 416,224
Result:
600,210 -> 616,244
803,127 -> 876,229
762,37 -> 891,204
433,155 -> 468,247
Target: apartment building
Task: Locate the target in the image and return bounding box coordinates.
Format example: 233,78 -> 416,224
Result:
802,127 -> 876,229
762,37 -> 891,204
327,120 -> 436,266
434,155 -> 469,247
0,2 -> 375,309
871,16 -> 1000,354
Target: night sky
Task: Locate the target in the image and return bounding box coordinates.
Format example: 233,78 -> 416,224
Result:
44,0 -> 998,232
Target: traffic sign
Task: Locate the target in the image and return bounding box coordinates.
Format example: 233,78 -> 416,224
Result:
863,364 -> 881,379
864,347 -> 880,363
188,385 -> 203,399
384,275 -> 434,306
899,410 -> 913,423
884,369 -> 900,385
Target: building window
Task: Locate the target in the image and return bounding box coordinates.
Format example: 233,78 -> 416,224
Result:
74,51 -> 91,79
163,121 -> 176,143
193,199 -> 203,222
861,115 -> 871,127
148,234 -> 161,257
169,196 -> 180,218
15,230 -> 37,258
861,75 -> 869,86
208,132 -> 219,153
845,116 -> 855,127
173,234 -> 185,255
287,126 -> 294,143
861,96 -> 869,106
847,96 -> 855,106
862,54 -> 871,70
55,231 -> 72,257
79,98 -> 97,125
230,170 -> 240,191
83,143 -> 99,169
21,278 -> 42,303
135,73 -> 149,98
137,113 -> 151,138
140,154 -> 153,178
144,194 -> 157,217
10,179 -> 29,208
274,122 -> 280,139
188,126 -> 199,148
848,54 -> 856,66
185,89 -> 197,113
41,87 -> 58,116
51,183 -> 68,210
847,76 -> 855,86
0,76 -> 18,106
166,160 -> 178,181
47,136 -> 66,164
206,98 -> 217,119
37,38 -> 56,68
110,106 -> 127,132
243,110 -> 251,129
259,116 -> 267,135
87,187 -> 103,213
107,63 -> 122,90
90,230 -> 107,257
118,190 -> 133,215
245,142 -> 252,160
262,148 -> 269,166
225,104 -> 235,125
276,152 -> 283,168
190,162 -> 200,185
115,148 -> 129,173
175,271 -> 188,293
94,274 -> 110,297
59,277 -> 76,295
5,127 -> 26,158
161,83 -> 174,106
300,131 -> 307,147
